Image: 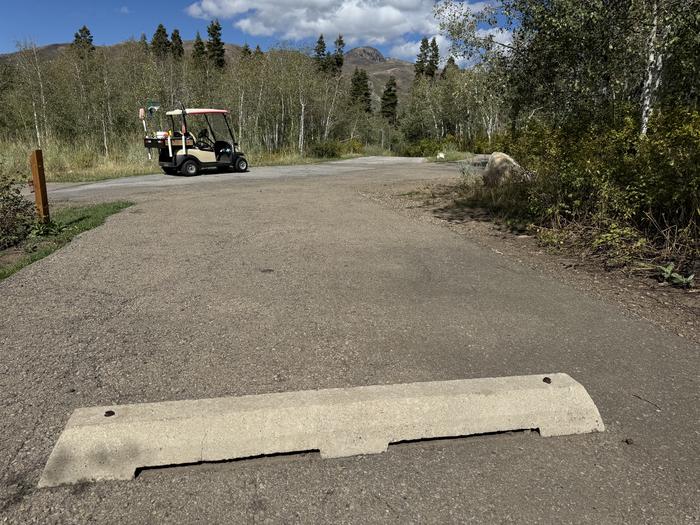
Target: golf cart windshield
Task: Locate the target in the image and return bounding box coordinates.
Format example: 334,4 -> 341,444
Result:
202,113 -> 233,143
167,111 -> 234,143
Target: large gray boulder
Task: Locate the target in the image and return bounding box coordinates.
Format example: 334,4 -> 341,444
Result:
483,152 -> 525,187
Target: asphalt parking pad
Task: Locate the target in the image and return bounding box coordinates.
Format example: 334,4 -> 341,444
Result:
39,373 -> 604,487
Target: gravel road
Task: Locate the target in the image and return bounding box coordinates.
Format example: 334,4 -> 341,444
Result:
1,157 -> 698,523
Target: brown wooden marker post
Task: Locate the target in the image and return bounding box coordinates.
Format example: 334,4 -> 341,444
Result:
30,149 -> 50,223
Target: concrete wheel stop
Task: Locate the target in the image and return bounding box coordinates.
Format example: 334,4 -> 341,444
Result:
39,373 -> 604,487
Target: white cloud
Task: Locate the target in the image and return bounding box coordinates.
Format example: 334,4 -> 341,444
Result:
186,0 -> 441,45
389,27 -> 512,67
118,6 -> 131,14
388,34 -> 451,62
476,27 -> 513,49
185,0 -> 505,65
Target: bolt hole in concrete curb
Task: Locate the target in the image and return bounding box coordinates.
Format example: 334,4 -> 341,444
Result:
38,374 -> 604,488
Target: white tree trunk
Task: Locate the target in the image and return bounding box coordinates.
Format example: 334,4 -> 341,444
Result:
32,98 -> 41,148
238,91 -> 244,142
73,62 -> 88,126
103,66 -> 113,136
279,97 -> 285,149
102,116 -> 109,158
254,83 -> 264,144
428,99 -> 439,136
298,101 -> 306,154
31,43 -> 49,143
324,77 -> 340,141
641,0 -> 663,135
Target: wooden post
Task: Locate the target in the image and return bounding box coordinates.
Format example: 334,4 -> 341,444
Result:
30,149 -> 50,223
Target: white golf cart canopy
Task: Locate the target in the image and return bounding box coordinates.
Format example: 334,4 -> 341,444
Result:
165,108 -> 229,116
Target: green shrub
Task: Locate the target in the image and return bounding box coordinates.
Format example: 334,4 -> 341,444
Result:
0,176 -> 35,250
409,139 -> 441,157
511,112 -> 700,238
591,223 -> 650,268
456,111 -> 699,271
401,139 -> 443,157
309,141 -> 343,158
345,138 -> 364,154
463,134 -> 509,155
401,137 -> 464,158
363,144 -> 392,156
657,263 -> 694,288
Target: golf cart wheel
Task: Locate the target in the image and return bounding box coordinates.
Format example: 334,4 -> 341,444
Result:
181,159 -> 199,176
235,157 -> 248,172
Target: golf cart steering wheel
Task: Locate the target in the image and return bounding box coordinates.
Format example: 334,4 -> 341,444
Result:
197,129 -> 214,148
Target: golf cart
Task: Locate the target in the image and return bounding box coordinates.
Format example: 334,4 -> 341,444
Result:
142,108 -> 248,176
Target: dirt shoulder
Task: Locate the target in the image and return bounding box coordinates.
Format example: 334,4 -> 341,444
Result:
366,175 -> 700,346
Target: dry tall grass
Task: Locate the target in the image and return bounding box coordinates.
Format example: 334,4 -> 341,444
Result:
0,138 -> 379,183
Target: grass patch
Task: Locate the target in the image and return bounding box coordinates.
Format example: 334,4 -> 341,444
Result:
1,140 -> 375,184
48,164 -> 153,183
45,153 -> 364,181
427,151 -> 474,163
0,201 -> 133,280
0,140 -> 154,183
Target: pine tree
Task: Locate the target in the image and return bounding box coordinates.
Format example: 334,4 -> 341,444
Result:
415,37 -> 429,78
72,25 -> 95,53
241,43 -> 252,57
425,37 -> 440,78
171,29 -> 184,60
441,56 -> 458,79
350,68 -> 372,113
380,76 -> 398,124
314,34 -> 328,71
333,34 -> 345,75
206,19 -> 226,69
253,45 -> 264,58
151,24 -> 171,59
192,31 -> 206,67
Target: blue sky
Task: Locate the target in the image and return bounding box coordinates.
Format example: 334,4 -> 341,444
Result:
1,1 -> 505,61
0,0 -> 272,53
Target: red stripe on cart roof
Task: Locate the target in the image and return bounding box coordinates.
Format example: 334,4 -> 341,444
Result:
166,108 -> 229,115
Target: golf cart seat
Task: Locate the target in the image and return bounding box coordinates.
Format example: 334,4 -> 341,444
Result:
214,141 -> 234,163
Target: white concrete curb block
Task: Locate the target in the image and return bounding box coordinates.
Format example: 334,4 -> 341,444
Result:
39,373 -> 604,487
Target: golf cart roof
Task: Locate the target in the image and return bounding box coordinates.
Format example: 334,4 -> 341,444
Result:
166,108 -> 229,116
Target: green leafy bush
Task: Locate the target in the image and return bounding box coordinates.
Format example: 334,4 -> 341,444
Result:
511,112 -> 699,231
457,111 -> 700,271
0,176 -> 35,250
309,141 -> 343,158
466,135 -> 507,155
401,139 -> 440,157
401,138 -> 460,157
345,138 -> 364,154
657,263 -> 694,288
